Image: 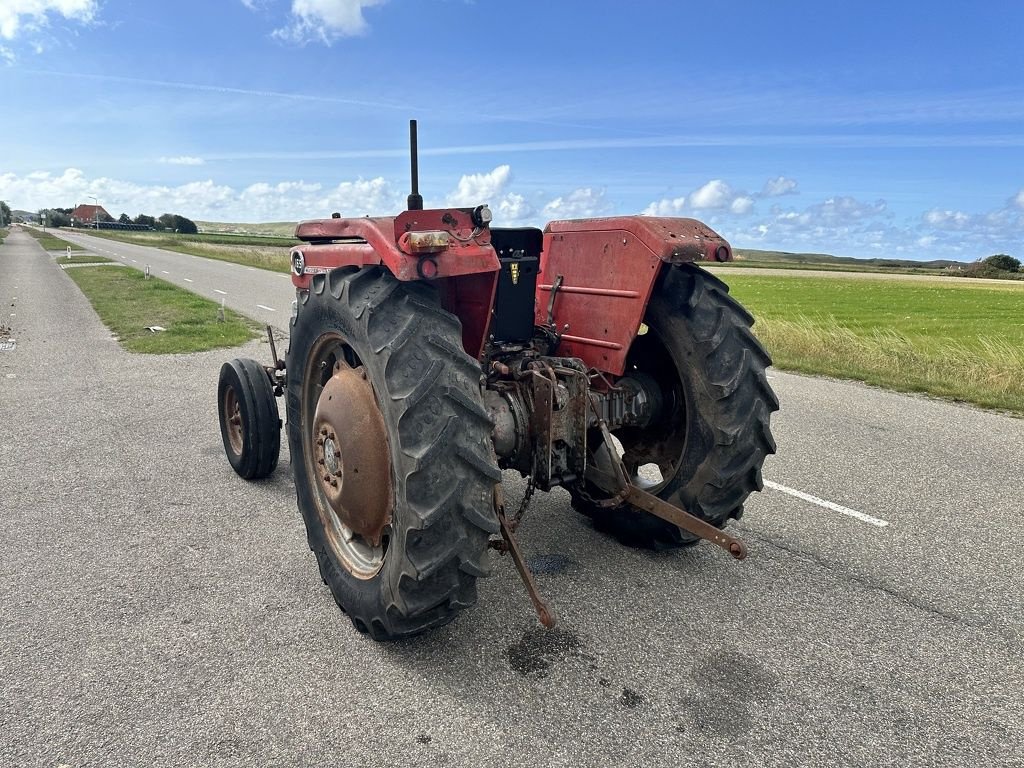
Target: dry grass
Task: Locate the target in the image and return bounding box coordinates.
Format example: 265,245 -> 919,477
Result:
727,274 -> 1024,413
755,318 -> 1024,412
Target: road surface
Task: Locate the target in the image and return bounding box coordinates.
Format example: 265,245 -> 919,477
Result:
1,227 -> 1020,767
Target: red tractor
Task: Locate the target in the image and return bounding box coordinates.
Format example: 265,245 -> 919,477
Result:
218,122 -> 777,639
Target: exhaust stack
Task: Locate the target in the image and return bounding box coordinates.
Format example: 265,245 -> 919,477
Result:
407,119 -> 423,211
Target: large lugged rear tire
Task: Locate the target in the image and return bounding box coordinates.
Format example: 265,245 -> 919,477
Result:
286,267 -> 500,640
571,263 -> 778,548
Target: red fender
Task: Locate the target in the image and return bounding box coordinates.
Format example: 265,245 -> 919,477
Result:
535,217 -> 733,375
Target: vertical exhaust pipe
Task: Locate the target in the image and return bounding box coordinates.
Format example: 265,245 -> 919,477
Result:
407,119 -> 423,211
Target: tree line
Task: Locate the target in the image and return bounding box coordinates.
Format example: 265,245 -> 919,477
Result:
38,208 -> 198,234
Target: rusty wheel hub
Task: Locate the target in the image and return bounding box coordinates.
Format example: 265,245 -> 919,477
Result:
312,361 -> 393,548
223,386 -> 243,455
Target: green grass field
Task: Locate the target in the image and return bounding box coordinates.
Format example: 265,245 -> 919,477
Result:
58,254 -> 113,264
25,228 -> 84,252
84,229 -> 293,272
66,266 -> 259,353
724,274 -> 1024,412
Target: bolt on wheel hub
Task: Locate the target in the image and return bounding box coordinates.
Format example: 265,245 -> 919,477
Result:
312,362 -> 393,547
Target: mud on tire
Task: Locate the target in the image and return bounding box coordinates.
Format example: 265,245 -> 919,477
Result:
286,267 -> 500,640
571,263 -> 778,549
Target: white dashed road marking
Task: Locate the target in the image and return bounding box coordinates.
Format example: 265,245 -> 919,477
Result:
764,480 -> 890,528
257,304 -> 276,312
214,289 -> 227,295
183,278 -> 193,283
161,270 -> 169,275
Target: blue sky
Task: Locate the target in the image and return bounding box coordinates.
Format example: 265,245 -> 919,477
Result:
1,0 -> 1022,260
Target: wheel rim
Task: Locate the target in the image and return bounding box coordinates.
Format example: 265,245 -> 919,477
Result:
615,322 -> 688,494
302,332 -> 393,579
223,386 -> 244,456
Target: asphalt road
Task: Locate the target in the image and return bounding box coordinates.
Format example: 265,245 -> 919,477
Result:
51,228 -> 296,332
1,227 -> 1021,767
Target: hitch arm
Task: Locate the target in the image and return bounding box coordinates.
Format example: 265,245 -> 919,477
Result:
586,421 -> 747,560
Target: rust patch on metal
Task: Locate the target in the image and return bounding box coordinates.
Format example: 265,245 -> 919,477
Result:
313,361 -> 393,546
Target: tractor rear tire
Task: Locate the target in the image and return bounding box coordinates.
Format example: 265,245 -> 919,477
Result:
217,358 -> 281,480
571,263 -> 778,549
286,267 -> 500,640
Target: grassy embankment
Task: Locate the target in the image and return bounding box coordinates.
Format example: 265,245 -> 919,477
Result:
0,228 -> 7,244
86,229 -> 295,273
24,227 -> 86,252
727,274 -> 1024,413
66,266 -> 259,353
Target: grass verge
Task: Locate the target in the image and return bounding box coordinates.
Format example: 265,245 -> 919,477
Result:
66,265 -> 259,353
0,228 -> 7,244
58,254 -> 113,264
86,229 -> 294,273
25,227 -> 85,251
726,274 -> 1024,413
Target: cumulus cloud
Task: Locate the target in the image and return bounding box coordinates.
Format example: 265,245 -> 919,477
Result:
644,178 -> 761,217
642,196 -> 685,216
689,179 -> 734,210
730,196 -> 755,215
1014,189 -> 1024,209
0,167 -> 405,222
760,176 -> 799,197
273,0 -> 387,44
923,209 -> 971,229
0,0 -> 97,40
496,193 -> 535,225
542,188 -> 610,220
445,165 -> 512,207
159,156 -> 205,166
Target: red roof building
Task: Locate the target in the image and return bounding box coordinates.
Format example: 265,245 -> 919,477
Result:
70,204 -> 112,227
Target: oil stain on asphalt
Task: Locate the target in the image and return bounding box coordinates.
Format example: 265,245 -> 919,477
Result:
505,627 -> 583,679
681,650 -> 779,737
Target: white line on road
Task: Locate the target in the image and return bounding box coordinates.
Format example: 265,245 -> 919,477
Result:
214,289 -> 227,295
257,304 -> 277,312
161,270 -> 169,275
764,480 -> 890,528
131,259 -> 138,263
183,278 -> 193,283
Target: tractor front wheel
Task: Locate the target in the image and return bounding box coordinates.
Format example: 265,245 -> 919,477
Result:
571,264 -> 778,548
286,267 -> 500,640
217,358 -> 281,480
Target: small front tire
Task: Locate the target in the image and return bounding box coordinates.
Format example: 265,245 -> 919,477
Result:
217,358 -> 281,480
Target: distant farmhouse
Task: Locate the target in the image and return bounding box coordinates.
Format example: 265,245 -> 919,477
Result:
70,203 -> 112,227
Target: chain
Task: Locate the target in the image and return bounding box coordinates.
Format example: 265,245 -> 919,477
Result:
510,474 -> 535,530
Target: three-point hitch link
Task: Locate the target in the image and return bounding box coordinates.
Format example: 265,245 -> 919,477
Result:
493,419 -> 748,631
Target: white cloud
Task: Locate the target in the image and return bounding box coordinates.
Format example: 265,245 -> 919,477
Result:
689,179 -> 733,210
760,176 -> 799,197
496,193 -> 535,225
923,209 -> 971,229
445,165 -> 511,207
0,167 -> 404,221
641,196 -> 686,216
0,46 -> 14,63
542,188 -> 610,220
730,196 -> 755,215
273,0 -> 387,44
159,156 -> 205,166
1014,189 -> 1024,209
0,0 -> 97,40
